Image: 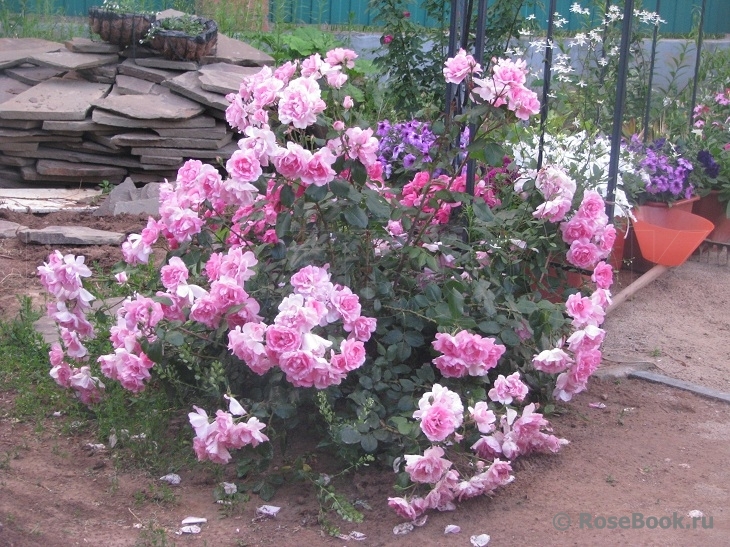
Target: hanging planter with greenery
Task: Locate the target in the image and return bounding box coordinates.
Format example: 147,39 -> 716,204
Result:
145,15 -> 218,62
88,1 -> 155,48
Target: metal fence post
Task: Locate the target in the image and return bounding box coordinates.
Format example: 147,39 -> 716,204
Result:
536,0 -> 557,172
605,0 -> 635,220
643,0 -> 661,142
689,0 -> 707,129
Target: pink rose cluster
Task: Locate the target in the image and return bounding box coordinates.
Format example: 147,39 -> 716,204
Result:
471,57 -> 540,120
390,383 -> 569,521
431,330 -> 506,378
37,252 -> 104,404
96,295 -> 164,393
389,457 -> 514,521
400,171 -> 501,225
188,395 -> 268,464
532,165 -> 577,223
471,403 -> 569,461
228,265 -> 376,389
531,260 -> 614,401
412,384 -> 464,442
225,47 -> 358,136
561,190 -> 616,271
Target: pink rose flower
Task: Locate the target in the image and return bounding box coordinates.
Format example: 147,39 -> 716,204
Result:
591,261 -> 614,289
566,240 -> 602,270
443,48 -> 482,84
278,77 -> 327,129
273,141 -> 312,180
565,292 -> 605,328
566,325 -> 605,353
330,286 -> 361,323
488,372 -> 529,405
301,147 -> 337,187
265,325 -> 303,355
404,445 -> 452,484
226,148 -> 263,183
413,384 -> 464,442
344,316 -> 377,342
560,215 -> 596,245
160,256 -> 189,291
532,347 -> 573,374
469,401 -> 496,434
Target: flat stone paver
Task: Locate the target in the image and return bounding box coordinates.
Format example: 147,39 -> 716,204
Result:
64,37 -> 120,54
29,50 -> 119,71
91,109 -> 216,129
92,92 -> 204,120
0,188 -> 101,212
162,70 -> 230,111
198,63 -> 260,95
0,38 -> 63,69
18,225 -> 126,245
201,33 -> 273,66
0,78 -> 111,121
0,219 -> 26,238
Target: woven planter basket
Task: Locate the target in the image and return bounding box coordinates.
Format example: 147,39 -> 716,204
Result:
88,7 -> 155,48
147,17 -> 218,62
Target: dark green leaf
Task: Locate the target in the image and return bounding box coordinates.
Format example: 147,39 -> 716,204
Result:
472,199 -> 495,222
360,286 -> 376,299
499,328 -> 522,347
364,189 -> 392,218
165,330 -> 185,347
351,161 -> 367,185
478,320 -> 502,334
360,434 -> 378,452
279,183 -> 295,207
275,211 -> 292,238
330,179 -> 354,198
403,331 -> 424,348
340,426 -> 362,444
381,329 -> 403,345
305,183 -> 328,201
342,206 -> 368,228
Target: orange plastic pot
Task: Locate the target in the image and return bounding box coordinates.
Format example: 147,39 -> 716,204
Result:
632,207 -> 714,266
643,195 -> 700,213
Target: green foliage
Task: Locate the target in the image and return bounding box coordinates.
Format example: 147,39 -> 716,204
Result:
249,24 -> 342,64
0,298 -> 74,425
370,0 -> 534,116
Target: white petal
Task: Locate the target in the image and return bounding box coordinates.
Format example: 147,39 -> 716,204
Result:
224,394 -> 247,416
181,517 -> 207,525
471,534 -> 491,546
393,523 -> 414,535
160,473 -> 181,485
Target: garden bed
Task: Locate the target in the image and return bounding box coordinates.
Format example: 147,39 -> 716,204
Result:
1,209 -> 729,544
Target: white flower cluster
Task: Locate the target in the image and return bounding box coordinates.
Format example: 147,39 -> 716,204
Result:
507,130 -> 634,215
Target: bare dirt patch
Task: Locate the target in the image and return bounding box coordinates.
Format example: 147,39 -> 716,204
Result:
0,210 -> 729,546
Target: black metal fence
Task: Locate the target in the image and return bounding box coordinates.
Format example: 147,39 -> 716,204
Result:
445,0 -> 711,219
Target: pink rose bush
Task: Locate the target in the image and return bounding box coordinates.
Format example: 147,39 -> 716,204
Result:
189,395 -> 269,464
37,48 -> 619,525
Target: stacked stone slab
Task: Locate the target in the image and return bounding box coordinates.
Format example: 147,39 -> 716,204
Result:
0,31 -> 272,188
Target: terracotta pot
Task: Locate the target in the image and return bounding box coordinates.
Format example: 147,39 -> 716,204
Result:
642,195 -> 700,213
148,17 -> 217,62
693,190 -> 730,243
88,7 -> 155,48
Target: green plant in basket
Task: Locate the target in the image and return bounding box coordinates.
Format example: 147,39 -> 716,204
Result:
37,45 -> 619,527
145,14 -> 205,40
